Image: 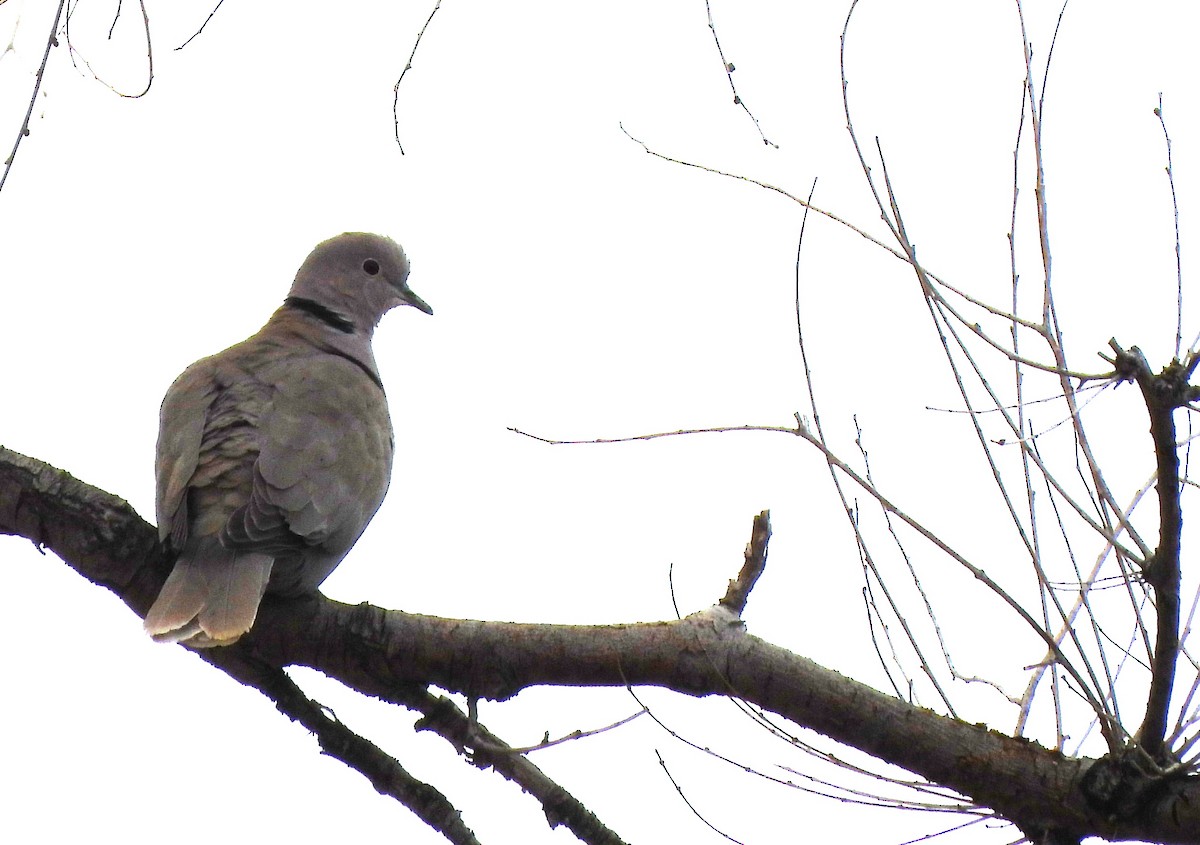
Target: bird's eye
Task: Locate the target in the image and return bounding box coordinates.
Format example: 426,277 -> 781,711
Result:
362,259 -> 380,275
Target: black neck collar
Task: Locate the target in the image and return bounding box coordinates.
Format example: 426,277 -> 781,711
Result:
284,296 -> 354,334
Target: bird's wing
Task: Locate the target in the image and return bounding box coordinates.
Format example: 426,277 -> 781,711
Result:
221,353 -> 394,567
155,358 -> 221,550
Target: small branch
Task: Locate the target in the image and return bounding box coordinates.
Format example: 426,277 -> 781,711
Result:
620,122 -> 897,261
393,0 -> 444,155
1017,474 -> 1158,740
621,125 -> 1104,383
175,0 -> 227,51
63,0 -> 154,98
855,419 -> 961,717
406,690 -> 632,844
1014,4 -> 1133,567
508,423 -> 800,444
1153,96 -> 1184,359
783,416 -> 1117,732
703,0 -> 775,148
655,750 -> 746,843
469,709 -> 647,756
202,648 -> 481,845
719,510 -> 771,616
632,687 -> 977,812
1,0 -> 66,194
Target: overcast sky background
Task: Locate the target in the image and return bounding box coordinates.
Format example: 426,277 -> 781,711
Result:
1,1 -> 1197,843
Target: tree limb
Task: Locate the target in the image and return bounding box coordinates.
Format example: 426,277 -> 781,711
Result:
0,445 -> 628,845
4,445 -> 1200,844
1110,342 -> 1199,764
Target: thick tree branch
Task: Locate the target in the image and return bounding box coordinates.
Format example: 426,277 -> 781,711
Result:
0,446 -> 628,845
1110,342 -> 1199,764
4,446 -> 1200,843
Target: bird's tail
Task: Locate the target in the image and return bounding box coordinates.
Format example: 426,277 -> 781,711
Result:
144,537 -> 273,648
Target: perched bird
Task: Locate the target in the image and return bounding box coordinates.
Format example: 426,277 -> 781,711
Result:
144,232 -> 432,647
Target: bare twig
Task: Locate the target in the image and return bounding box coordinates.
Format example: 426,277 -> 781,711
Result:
63,0 -> 153,98
655,750 -> 745,843
789,412 -> 1117,734
872,70 -> 1137,736
667,561 -> 682,619
703,0 -> 775,148
790,170 -> 954,714
1014,0 -> 1139,583
619,141 -> 1103,385
467,709 -> 647,756
365,682 -> 632,844
1153,96 -> 1184,359
1008,55 -> 1066,748
855,418 -> 961,717
863,561 -> 913,701
1017,475 -> 1156,739
629,688 -> 980,813
106,0 -> 123,39
894,817 -> 995,845
1169,587 -> 1200,744
175,0 -> 227,51
0,0 -> 66,193
838,4 -> 1167,760
507,423 -> 799,444
393,0 -> 444,154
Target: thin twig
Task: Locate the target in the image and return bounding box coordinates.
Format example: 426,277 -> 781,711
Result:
393,0 -> 444,154
855,418 -> 961,717
655,750 -> 745,843
879,104 -> 1135,736
790,412 -> 1117,732
1008,56 -> 1062,746
508,424 -> 799,444
619,127 -> 1107,382
0,0 -> 66,193
175,0 -> 226,50
1168,587 -> 1200,744
703,0 -> 775,148
106,0 -> 122,39
1153,96 -> 1184,359
400,686 -> 632,845
628,688 -> 980,813
1015,0 -> 1136,590
63,0 -> 153,97
895,817 -> 995,845
469,709 -> 647,755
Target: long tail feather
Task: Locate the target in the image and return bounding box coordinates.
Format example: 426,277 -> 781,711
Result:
144,538 -> 273,647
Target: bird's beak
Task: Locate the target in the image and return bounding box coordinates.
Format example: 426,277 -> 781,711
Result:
403,288 -> 433,316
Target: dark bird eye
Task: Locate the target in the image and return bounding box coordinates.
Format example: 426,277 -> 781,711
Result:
362,259 -> 380,275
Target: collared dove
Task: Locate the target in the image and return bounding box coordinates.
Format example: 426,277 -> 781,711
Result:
143,232 -> 432,648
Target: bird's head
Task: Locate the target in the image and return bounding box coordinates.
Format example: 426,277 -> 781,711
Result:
289,232 -> 433,331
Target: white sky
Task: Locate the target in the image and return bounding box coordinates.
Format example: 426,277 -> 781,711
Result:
1,1 -> 1196,843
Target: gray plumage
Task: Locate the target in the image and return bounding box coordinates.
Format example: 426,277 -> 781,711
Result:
144,232 -> 432,647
